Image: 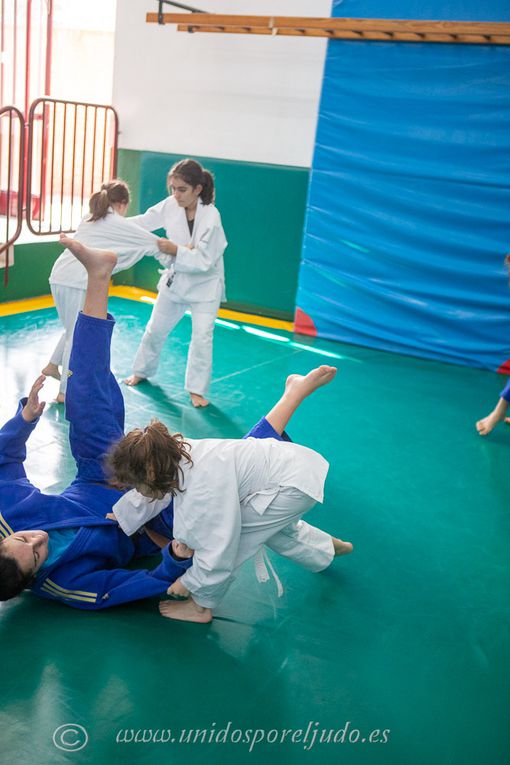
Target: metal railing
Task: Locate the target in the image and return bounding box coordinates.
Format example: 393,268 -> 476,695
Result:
0,106 -> 24,285
0,0 -> 52,116
26,97 -> 119,234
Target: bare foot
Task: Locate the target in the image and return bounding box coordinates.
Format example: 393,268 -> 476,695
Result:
59,234 -> 117,278
476,413 -> 501,436
41,363 -> 61,381
332,537 -> 353,556
190,393 -> 209,408
159,598 -> 212,623
55,392 -> 65,404
284,365 -> 337,404
124,375 -> 146,386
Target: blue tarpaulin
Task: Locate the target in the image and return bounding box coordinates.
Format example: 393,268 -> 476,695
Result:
296,1 -> 510,370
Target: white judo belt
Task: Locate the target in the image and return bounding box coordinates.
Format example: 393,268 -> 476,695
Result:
254,549 -> 284,598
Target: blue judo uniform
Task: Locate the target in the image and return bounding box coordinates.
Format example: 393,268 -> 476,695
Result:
0,312 -> 283,610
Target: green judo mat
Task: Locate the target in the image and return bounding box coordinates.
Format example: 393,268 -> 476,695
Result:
0,297 -> 509,765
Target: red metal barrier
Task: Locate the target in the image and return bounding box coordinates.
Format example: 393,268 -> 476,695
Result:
0,106 -> 24,285
26,97 -> 119,234
0,0 -> 52,118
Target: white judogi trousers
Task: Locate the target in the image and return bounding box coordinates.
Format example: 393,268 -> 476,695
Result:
49,284 -> 86,394
240,490 -> 335,574
133,285 -> 220,396
113,487 -> 334,608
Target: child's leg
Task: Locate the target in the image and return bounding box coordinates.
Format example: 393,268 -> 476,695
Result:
126,292 -> 186,385
52,286 -> 87,396
235,486 -> 352,570
186,301 -> 219,406
43,286 -> 85,386
59,235 -> 122,482
266,519 -> 352,570
476,396 -> 510,436
48,331 -> 66,367
245,366 -> 337,441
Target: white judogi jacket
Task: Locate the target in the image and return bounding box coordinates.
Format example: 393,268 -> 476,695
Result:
130,196 -> 227,304
112,437 -> 329,607
49,210 -> 172,289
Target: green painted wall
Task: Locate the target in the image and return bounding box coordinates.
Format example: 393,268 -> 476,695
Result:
1,241 -> 61,303
115,148 -> 309,320
1,151 -> 309,318
116,148 -> 142,217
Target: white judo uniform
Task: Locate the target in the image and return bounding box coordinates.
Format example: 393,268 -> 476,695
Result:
112,437 -> 335,609
129,196 -> 227,396
49,210 -> 171,393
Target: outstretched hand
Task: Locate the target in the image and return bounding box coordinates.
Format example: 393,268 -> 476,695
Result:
22,375 -> 47,422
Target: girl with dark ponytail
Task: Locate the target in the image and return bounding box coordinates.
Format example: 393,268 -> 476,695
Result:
124,158 -> 228,408
44,180 -> 174,401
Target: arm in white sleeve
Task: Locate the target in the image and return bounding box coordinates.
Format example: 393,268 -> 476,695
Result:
155,253 -> 176,269
174,223 -> 226,276
179,507 -> 241,608
101,216 -> 169,272
112,489 -> 173,536
128,198 -> 168,232
176,464 -> 241,608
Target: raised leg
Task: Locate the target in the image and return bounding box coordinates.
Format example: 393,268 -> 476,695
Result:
58,235 -> 123,482
265,366 -> 337,436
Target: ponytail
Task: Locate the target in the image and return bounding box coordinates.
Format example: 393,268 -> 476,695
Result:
200,170 -> 215,205
88,189 -> 110,222
88,179 -> 130,222
168,159 -> 215,205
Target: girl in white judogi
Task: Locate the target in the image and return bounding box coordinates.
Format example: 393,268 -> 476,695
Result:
124,159 -> 227,408
107,366 -> 353,624
44,180 -> 173,402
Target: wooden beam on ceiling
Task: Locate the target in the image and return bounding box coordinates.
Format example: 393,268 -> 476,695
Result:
146,13 -> 510,45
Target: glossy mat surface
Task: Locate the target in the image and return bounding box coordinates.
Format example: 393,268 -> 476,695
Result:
1,298 -> 509,765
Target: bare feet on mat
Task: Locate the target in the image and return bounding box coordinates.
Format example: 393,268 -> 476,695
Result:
59,234 -> 117,277
476,413 -> 501,436
124,375 -> 146,386
285,365 -> 337,403
190,393 -> 209,407
55,392 -> 65,404
159,598 -> 212,623
332,537 -> 353,556
41,363 -> 61,381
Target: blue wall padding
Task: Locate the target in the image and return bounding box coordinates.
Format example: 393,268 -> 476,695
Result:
297,1 -> 510,369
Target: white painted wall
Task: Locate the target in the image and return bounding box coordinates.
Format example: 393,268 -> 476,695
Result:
113,1 -> 332,167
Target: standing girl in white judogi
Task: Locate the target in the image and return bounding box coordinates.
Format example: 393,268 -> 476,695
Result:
107,366 -> 353,624
44,180 -> 172,402
124,159 -> 227,408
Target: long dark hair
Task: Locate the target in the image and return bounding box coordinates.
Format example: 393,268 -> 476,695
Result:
88,179 -> 130,222
168,159 -> 215,205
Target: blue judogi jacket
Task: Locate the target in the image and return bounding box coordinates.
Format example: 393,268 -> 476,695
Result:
0,401 -> 191,609
0,400 -> 282,610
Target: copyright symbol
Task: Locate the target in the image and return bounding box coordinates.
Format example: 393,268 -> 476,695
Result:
53,724 -> 89,752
